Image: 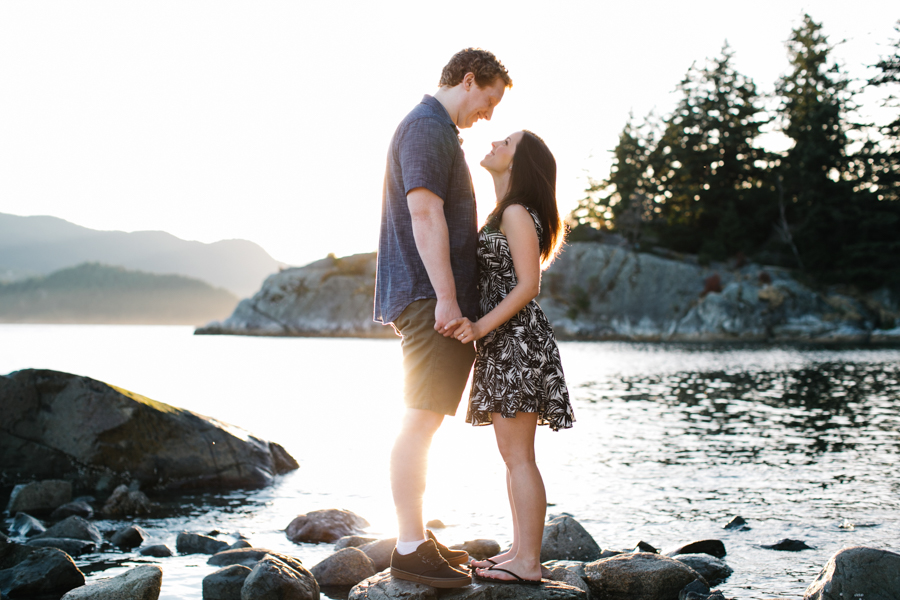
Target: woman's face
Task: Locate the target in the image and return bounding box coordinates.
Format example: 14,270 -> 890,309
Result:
480,131 -> 524,174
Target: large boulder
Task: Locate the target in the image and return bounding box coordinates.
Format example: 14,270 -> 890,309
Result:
240,555 -> 319,600
671,554 -> 732,586
0,538 -> 84,598
541,516 -> 602,562
804,546 -> 900,600
176,532 -> 230,555
0,369 -> 299,492
285,509 -> 369,544
61,565 -> 162,600
6,480 -> 72,514
309,547 -> 376,586
34,516 -> 103,545
349,571 -> 588,599
203,564 -> 251,600
584,552 -> 706,600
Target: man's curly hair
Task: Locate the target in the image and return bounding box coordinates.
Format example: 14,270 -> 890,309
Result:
439,48 -> 512,90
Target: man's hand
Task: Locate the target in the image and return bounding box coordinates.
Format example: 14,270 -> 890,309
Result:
434,298 -> 463,335
443,317 -> 484,344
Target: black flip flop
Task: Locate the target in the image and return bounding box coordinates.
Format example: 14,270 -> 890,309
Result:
473,566 -> 542,586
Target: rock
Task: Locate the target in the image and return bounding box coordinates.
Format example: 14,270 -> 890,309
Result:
310,547 -> 376,586
761,539 -> 814,551
541,515 -> 602,562
349,570 -> 588,599
177,532 -> 230,555
804,546 -> 900,600
542,560 -> 586,580
5,480 -> 72,514
240,555 -> 319,600
208,548 -> 305,574
666,540 -> 726,559
634,541 -> 659,554
102,485 -> 155,517
140,545 -> 173,558
26,538 -> 96,556
51,501 -> 94,520
285,509 -> 369,544
0,369 -> 299,491
672,554 -> 733,586
450,539 -> 501,561
11,513 -> 46,538
203,564 -> 251,600
335,535 -> 376,550
196,253 -> 390,338
723,516 -> 749,531
110,525 -> 147,550
0,539 -> 85,598
358,538 -> 397,571
547,566 -> 591,596
229,540 -> 252,550
678,579 -> 712,600
426,520 -> 445,529
584,552 -> 707,600
61,564 -> 162,600
34,516 -> 103,545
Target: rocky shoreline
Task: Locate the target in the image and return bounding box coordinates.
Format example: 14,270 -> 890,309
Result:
195,246 -> 900,344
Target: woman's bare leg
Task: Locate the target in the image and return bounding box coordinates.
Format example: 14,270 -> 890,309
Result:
470,468 -> 519,568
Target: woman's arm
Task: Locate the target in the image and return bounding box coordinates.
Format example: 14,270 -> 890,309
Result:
444,204 -> 541,344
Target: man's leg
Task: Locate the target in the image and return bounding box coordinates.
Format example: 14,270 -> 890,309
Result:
390,407 -> 444,543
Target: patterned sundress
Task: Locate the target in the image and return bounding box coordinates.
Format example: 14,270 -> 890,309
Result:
466,205 -> 574,431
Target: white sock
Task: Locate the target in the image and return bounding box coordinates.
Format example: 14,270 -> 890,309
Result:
396,538 -> 427,555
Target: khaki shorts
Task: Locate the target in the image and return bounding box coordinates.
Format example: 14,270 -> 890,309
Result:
393,298 -> 476,416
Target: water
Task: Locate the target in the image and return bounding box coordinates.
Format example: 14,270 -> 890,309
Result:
1,325 -> 899,599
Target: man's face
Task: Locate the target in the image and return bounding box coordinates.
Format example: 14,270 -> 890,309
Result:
457,76 -> 506,129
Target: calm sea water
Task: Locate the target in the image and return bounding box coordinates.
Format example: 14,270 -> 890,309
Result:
1,325 -> 898,599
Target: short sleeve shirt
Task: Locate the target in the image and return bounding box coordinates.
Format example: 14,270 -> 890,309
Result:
374,95 -> 479,325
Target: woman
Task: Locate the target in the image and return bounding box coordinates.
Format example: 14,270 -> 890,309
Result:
444,130 -> 574,585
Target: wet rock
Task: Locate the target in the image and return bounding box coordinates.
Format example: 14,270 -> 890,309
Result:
26,538 -> 96,556
203,564 -> 251,600
0,369 -> 299,491
349,570 -> 588,599
102,485 -> 155,517
51,501 -> 94,520
542,560 -> 586,580
584,552 -> 707,600
229,540 -> 252,550
358,538 -> 397,571
177,532 -> 230,555
450,539 -> 501,561
11,513 -> 46,538
208,548 -> 305,574
761,539 -> 814,551
34,516 -> 103,545
140,545 -> 173,558
672,554 -> 733,586
335,535 -> 376,550
5,480 -> 72,515
666,540 -> 726,559
240,555 -> 319,600
110,525 -> 147,550
678,579 -> 717,600
547,566 -> 591,596
0,539 -> 85,598
285,509 -> 369,544
310,547 -> 376,586
634,541 -> 659,554
541,515 -> 602,562
804,546 -> 900,600
426,520 -> 445,529
723,516 -> 749,531
61,564 -> 162,600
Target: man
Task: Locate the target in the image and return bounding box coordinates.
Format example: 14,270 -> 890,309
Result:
374,48 -> 512,588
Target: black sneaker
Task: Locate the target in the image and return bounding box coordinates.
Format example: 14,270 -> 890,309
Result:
426,529 -> 469,566
390,539 -> 472,588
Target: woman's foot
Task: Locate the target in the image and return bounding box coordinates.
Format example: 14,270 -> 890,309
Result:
475,558 -> 542,583
469,550 -> 515,570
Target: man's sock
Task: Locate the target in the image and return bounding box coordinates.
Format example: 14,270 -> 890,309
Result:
396,538 -> 427,555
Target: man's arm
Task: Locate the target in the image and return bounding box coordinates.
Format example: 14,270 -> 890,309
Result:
407,187 -> 461,335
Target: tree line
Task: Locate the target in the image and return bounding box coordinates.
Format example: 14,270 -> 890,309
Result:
570,14 -> 900,292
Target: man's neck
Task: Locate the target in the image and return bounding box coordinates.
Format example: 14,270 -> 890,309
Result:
432,87 -> 461,128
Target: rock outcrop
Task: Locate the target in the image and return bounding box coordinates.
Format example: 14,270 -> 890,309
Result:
804,546 -> 900,600
0,369 -> 299,492
349,571 -> 588,599
583,552 -> 706,600
541,516 -> 602,562
196,246 -> 900,343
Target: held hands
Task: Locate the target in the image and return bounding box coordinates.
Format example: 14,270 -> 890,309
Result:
442,317 -> 483,344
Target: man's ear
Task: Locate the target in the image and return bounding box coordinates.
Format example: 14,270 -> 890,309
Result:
463,72 -> 475,90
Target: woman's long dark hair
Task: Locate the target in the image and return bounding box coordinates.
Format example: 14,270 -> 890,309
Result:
486,130 -> 565,269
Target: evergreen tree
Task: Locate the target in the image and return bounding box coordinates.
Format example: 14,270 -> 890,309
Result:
864,21 -> 900,203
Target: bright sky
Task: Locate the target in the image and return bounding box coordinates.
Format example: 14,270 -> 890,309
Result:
1,1 -> 896,266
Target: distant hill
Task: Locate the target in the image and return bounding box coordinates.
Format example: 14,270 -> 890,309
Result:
0,263 -> 239,325
0,213 -> 284,297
